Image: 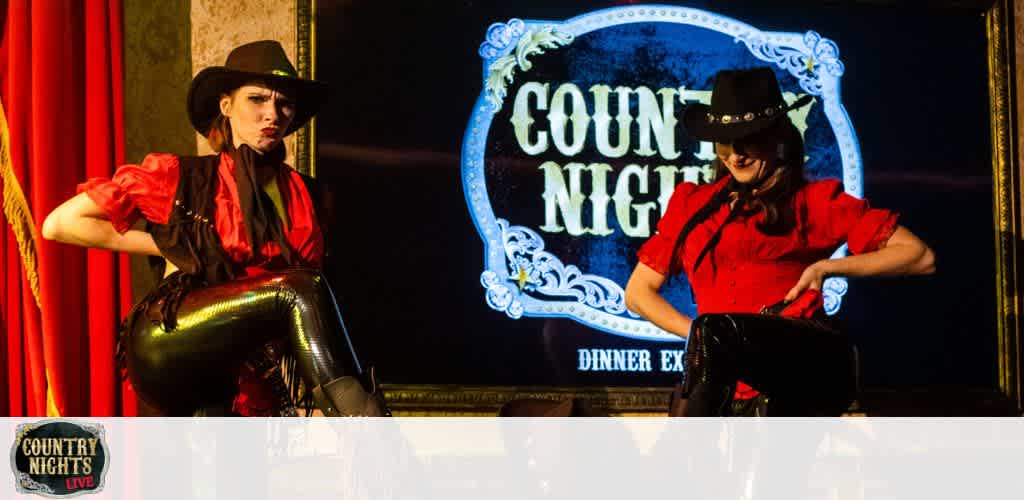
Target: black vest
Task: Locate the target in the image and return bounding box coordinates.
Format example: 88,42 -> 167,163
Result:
145,154 -> 323,286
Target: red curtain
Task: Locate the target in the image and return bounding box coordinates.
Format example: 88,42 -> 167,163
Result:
1,0 -> 136,416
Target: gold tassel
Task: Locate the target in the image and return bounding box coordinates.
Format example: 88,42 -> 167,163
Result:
0,96 -> 41,308
45,370 -> 62,417
1,98 -> 56,416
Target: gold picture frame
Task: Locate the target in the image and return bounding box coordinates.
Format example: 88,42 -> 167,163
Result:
988,0 -> 1023,414
296,0 -> 1024,416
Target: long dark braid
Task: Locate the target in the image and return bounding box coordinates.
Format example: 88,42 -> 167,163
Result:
666,177 -> 739,278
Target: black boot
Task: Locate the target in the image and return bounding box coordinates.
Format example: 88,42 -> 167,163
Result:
312,367 -> 391,417
680,315 -> 739,416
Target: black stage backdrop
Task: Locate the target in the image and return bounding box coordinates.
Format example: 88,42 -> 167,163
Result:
314,0 -> 995,392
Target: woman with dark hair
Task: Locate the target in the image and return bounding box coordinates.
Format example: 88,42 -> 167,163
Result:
42,40 -> 387,417
624,67 -> 935,416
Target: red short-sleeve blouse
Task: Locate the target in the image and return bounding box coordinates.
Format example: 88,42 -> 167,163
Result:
78,152 -> 325,271
638,175 -> 898,316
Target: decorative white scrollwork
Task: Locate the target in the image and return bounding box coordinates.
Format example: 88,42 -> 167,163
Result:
822,276 -> 849,316
737,30 -> 845,96
482,20 -> 573,111
481,270 -> 525,319
491,219 -> 631,316
16,472 -> 55,494
478,19 -> 527,59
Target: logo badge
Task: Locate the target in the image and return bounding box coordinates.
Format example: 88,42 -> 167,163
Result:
10,420 -> 108,497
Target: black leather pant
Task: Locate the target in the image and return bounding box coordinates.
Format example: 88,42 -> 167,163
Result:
124,269 -> 363,415
681,313 -> 857,416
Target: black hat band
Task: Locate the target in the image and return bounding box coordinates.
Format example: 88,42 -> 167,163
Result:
705,102 -> 785,125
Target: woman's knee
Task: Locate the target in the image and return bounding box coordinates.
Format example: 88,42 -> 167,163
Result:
685,314 -> 742,379
266,268 -> 328,305
691,314 -> 738,336
690,314 -> 742,351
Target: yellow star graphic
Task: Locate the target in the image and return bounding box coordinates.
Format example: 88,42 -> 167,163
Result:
516,267 -> 530,290
805,57 -> 815,74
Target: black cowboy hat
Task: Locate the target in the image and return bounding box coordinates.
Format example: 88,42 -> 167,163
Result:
682,67 -> 812,143
186,40 -> 329,136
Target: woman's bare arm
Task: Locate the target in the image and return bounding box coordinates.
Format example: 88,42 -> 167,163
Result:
625,262 -> 693,338
785,225 -> 936,301
42,192 -> 162,256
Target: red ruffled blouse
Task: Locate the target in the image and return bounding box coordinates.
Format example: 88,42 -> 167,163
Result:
78,152 -> 326,416
78,152 -> 324,270
637,175 -> 899,399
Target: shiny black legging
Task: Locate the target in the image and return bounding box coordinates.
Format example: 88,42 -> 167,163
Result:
125,269 -> 362,415
681,313 -> 857,416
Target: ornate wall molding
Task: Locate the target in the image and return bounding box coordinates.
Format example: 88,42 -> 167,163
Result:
295,0 -> 316,176
381,384 -> 672,416
992,0 -> 1023,414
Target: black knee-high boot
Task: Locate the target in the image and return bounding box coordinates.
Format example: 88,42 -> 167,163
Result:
680,313 -> 856,417
267,269 -> 389,416
680,315 -> 740,416
124,269 -> 389,416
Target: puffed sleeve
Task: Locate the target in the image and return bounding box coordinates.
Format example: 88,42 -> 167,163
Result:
77,153 -> 180,233
805,179 -> 899,255
636,182 -> 698,275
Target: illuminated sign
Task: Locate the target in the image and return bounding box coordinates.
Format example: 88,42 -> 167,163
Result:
462,5 -> 862,342
575,348 -> 687,373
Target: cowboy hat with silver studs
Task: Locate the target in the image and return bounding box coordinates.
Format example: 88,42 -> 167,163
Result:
186,40 -> 329,137
682,66 -> 812,143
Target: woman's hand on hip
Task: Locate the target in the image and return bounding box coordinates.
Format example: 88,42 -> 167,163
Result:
785,260 -> 830,302
625,263 -> 693,338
